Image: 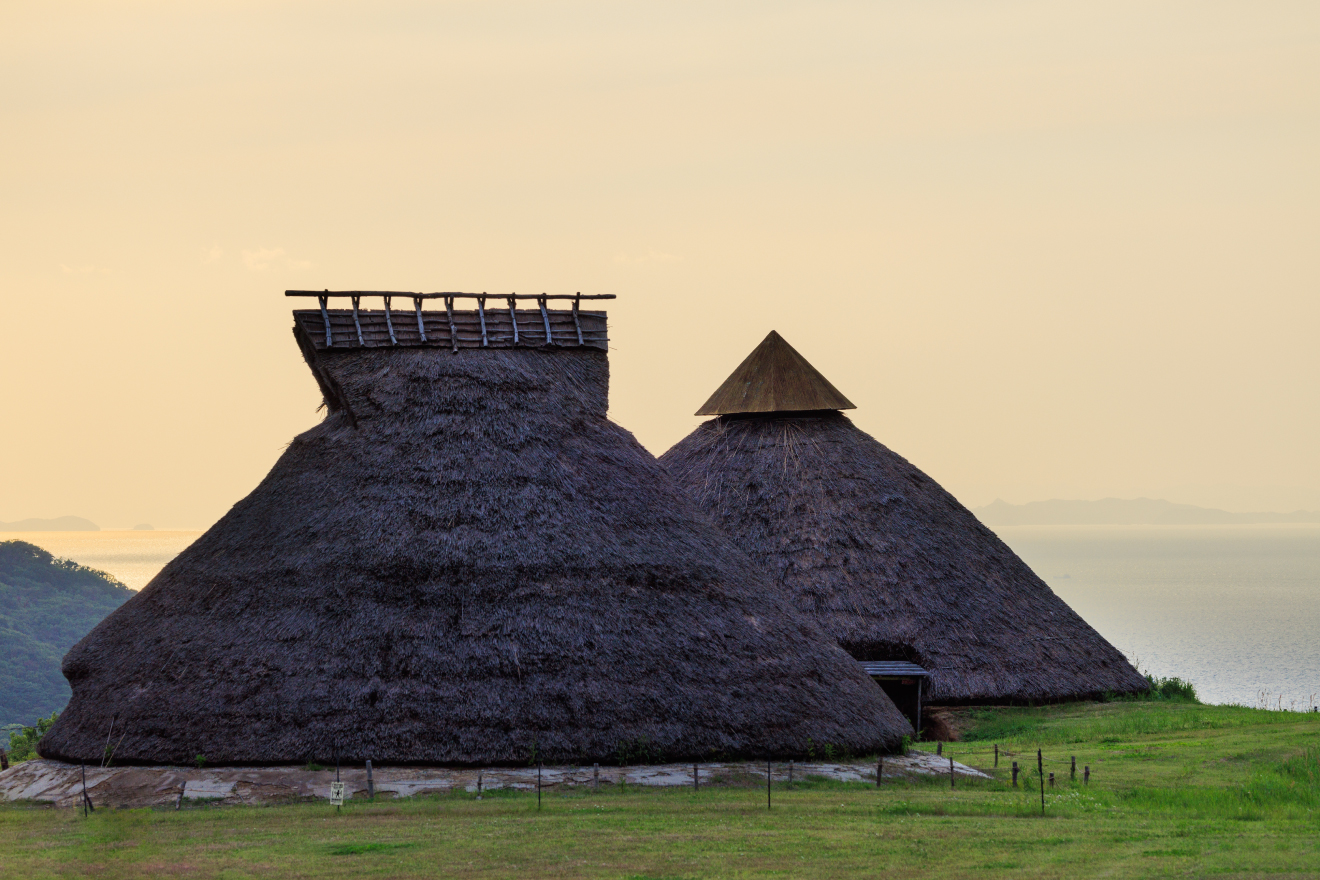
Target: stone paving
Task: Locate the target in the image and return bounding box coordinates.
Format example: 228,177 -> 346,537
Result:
0,751 -> 987,809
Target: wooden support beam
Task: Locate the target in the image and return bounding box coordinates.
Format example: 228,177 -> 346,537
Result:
413,297 -> 427,343
318,295 -> 333,346
351,295 -> 365,346
383,296 -> 397,345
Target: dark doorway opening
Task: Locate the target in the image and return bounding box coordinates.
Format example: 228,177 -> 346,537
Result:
856,661 -> 929,735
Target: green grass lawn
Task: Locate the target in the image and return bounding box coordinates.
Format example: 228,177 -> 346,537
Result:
3,702 -> 1319,879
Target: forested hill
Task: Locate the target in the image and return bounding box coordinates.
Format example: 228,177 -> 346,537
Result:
0,541 -> 133,728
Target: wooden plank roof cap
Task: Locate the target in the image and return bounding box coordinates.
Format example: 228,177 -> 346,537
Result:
695,331 -> 856,416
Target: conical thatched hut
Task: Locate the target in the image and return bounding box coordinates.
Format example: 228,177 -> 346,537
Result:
661,331 -> 1148,705
40,296 -> 910,766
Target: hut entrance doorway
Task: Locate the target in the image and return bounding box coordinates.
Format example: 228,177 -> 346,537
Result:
859,661 -> 929,735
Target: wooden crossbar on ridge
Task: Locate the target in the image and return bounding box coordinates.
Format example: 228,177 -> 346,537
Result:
285,290 -> 615,352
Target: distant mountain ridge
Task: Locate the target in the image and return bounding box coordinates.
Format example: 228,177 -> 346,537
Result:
974,498 -> 1320,526
0,516 -> 99,532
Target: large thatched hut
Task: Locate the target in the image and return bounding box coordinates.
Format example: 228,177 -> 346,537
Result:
660,331 -> 1148,706
40,296 -> 910,767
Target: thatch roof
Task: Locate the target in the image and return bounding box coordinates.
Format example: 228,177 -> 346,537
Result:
40,309 -> 910,766
661,337 -> 1148,704
696,331 -> 854,416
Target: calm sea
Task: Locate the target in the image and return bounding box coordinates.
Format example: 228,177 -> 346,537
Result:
0,531 -> 202,592
997,525 -> 1320,709
7,525 -> 1318,709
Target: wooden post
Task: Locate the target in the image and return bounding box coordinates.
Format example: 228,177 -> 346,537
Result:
1012,761 -> 1019,787
766,761 -> 771,810
693,763 -> 699,791
413,297 -> 427,343
936,741 -> 942,756
877,756 -> 883,787
351,295 -> 364,346
537,762 -> 542,811
477,770 -> 483,798
383,297 -> 397,345
335,741 -> 341,814
1084,766 -> 1090,785
319,294 -> 333,346
366,760 -> 374,800
538,295 -> 553,344
916,678 -> 923,736
1070,756 -> 1076,781
1037,749 -> 1045,816
593,763 -> 599,791
81,762 -> 93,815
994,744 -> 998,768
949,755 -> 955,789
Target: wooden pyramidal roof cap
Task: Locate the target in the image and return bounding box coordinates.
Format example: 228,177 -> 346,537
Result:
696,331 -> 855,416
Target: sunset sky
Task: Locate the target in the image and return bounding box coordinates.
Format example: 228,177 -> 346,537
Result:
3,1 -> 1317,529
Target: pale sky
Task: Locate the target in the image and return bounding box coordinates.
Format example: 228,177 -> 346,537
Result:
3,1 -> 1318,529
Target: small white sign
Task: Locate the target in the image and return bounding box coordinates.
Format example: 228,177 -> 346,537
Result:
329,781 -> 345,806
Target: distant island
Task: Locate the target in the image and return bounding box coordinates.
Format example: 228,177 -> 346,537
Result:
974,498 -> 1320,526
0,541 -> 132,728
0,516 -> 99,532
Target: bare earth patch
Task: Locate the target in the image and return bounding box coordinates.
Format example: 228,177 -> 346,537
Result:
0,752 -> 986,809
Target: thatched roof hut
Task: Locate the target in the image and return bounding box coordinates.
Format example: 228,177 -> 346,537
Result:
661,331 -> 1148,704
40,296 -> 910,766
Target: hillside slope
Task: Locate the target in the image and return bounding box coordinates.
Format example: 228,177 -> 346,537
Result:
0,541 -> 132,727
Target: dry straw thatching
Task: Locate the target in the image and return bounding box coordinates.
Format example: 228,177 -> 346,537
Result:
40,311 -> 910,766
661,333 -> 1148,704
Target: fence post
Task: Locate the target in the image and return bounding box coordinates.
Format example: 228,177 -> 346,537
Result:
1012,761 -> 1019,787
81,763 -> 92,816
949,756 -> 955,789
537,762 -> 542,810
1049,772 -> 1055,787
994,744 -> 998,768
1037,749 -> 1045,816
936,742 -> 942,756
693,763 -> 699,791
593,763 -> 599,791
1070,756 -> 1076,781
877,756 -> 883,787
1084,766 -> 1090,785
766,761 -> 772,810
366,760 -> 374,800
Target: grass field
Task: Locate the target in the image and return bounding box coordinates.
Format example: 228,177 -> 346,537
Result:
3,701 -> 1319,879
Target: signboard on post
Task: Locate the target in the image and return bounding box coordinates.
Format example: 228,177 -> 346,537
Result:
329,781 -> 345,806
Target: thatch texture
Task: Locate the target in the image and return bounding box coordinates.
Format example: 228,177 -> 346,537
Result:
40,322 -> 909,766
696,331 -> 854,416
661,412 -> 1148,703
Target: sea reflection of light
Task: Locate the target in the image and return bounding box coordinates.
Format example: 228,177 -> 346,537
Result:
998,524 -> 1320,709
0,530 -> 202,591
